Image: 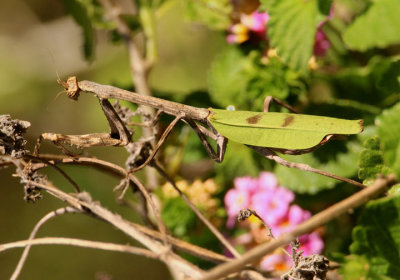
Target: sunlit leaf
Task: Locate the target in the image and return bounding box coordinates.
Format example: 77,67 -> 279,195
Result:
266,0 -> 319,70
343,0 -> 400,51
184,0 -> 231,30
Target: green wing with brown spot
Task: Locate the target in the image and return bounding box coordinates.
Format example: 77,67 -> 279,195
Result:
208,109 -> 363,150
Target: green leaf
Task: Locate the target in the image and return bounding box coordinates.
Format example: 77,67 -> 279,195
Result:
215,141 -> 266,184
377,102 -> 400,178
346,195 -> 400,279
343,0 -> 400,51
208,109 -> 363,150
162,197 -> 196,237
61,0 -> 96,60
274,141 -> 362,194
377,60 -> 400,94
357,136 -> 390,184
208,47 -> 251,108
339,254 -> 391,280
267,0 -> 319,70
388,184 -> 400,196
184,0 -> 231,30
208,48 -> 304,110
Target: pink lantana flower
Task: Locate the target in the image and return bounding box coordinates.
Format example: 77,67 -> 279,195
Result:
273,205 -> 311,237
235,176 -> 260,195
224,171 -> 325,272
252,186 -> 294,226
226,11 -> 269,44
260,251 -> 291,272
225,188 -> 250,228
258,172 -> 278,191
298,232 -> 325,256
314,29 -> 330,57
241,11 -> 270,33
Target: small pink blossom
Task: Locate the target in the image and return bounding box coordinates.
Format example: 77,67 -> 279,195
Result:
258,172 -> 278,191
225,188 -> 250,228
235,176 -> 260,195
252,188 -> 293,226
314,29 -> 330,56
241,11 -> 269,33
260,252 -> 291,272
226,11 -> 269,44
298,232 -> 324,256
273,205 -> 311,237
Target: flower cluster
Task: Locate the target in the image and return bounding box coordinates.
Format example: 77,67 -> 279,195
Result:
162,178 -> 219,210
224,172 -> 324,272
226,6 -> 332,57
226,11 -> 269,44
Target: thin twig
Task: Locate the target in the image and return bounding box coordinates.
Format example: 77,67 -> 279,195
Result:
154,163 -> 240,259
1,237 -> 158,259
25,155 -> 81,192
128,221 -> 231,263
238,209 -> 291,257
127,173 -> 169,247
201,174 -> 397,280
21,180 -> 203,279
249,146 -> 367,189
10,207 -> 79,280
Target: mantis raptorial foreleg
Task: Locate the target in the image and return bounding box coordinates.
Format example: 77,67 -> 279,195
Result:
186,119 -> 227,163
129,113 -> 185,172
36,98 -> 133,156
264,96 -> 298,113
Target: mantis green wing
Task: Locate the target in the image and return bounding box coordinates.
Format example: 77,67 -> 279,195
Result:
208,109 -> 363,151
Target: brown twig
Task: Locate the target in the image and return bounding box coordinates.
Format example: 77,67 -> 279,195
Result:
10,207 -> 79,280
22,179 -> 203,279
1,237 -> 158,259
249,146 -> 367,189
201,174 -> 397,280
128,221 -> 230,263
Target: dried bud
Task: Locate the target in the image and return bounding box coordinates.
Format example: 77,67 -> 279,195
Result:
0,115 -> 30,158
238,208 -> 253,221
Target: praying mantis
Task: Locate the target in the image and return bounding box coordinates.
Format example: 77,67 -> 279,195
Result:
40,76 -> 364,187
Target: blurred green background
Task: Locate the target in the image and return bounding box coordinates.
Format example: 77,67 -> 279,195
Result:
0,0 -> 225,279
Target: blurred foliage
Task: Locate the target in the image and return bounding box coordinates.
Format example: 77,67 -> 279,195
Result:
340,195 -> 400,279
343,0 -> 400,51
357,136 -> 391,185
265,0 -> 320,70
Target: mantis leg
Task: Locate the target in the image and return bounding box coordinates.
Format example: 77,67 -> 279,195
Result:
129,113 -> 184,172
186,120 -> 227,163
249,146 -> 366,188
264,96 -> 298,113
99,98 -> 132,145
